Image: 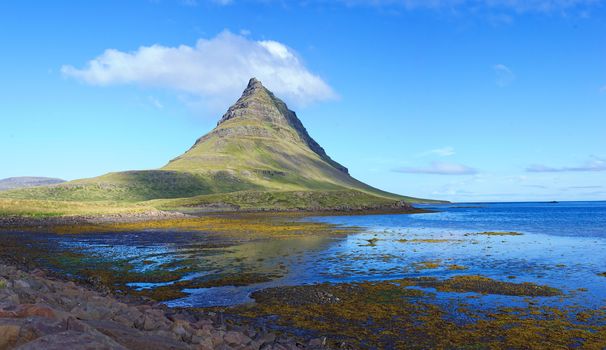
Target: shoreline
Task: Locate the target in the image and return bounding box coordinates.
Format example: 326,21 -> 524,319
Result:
1,202 -> 605,348
0,204 -> 431,231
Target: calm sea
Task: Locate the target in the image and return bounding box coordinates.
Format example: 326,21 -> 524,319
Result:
313,201 -> 606,238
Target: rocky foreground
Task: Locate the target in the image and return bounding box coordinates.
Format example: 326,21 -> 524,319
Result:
0,263 -> 329,350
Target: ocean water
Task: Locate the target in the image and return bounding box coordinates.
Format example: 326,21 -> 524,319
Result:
9,201 -> 606,308
315,201 -> 606,238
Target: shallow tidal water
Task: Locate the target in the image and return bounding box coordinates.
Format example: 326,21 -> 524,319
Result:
9,201 -> 606,310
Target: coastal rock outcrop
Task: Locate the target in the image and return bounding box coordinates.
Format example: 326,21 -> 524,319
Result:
0,263 -> 331,350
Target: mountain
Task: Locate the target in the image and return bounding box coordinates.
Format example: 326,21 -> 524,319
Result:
0,177 -> 65,192
1,78 -> 440,211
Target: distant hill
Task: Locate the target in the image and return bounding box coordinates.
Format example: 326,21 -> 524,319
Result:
0,177 -> 65,191
1,78 -> 442,211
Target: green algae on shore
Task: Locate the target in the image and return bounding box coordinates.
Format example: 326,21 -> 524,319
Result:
227,277 -> 604,349
413,260 -> 442,270
0,214 -> 350,303
465,231 -> 524,236
415,275 -> 563,296
397,238 -> 459,244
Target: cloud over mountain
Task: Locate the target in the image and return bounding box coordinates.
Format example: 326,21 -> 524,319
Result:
62,31 -> 336,109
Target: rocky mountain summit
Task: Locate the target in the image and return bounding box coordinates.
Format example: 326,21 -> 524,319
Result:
211,78 -> 348,174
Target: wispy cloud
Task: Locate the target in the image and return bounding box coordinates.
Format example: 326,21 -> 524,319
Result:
527,156 -> 606,172
393,161 -> 478,175
565,185 -> 603,190
61,30 -> 336,110
338,0 -> 599,13
147,96 -> 164,109
418,146 -> 455,157
523,184 -> 548,189
493,64 -> 515,87
600,85 -> 606,93
180,0 -> 198,6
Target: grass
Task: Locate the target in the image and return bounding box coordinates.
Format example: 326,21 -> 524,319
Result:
0,198 -> 153,218
0,189 -> 424,218
152,189 -> 412,212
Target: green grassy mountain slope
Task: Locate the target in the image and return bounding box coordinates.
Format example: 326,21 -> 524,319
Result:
1,78 -> 441,211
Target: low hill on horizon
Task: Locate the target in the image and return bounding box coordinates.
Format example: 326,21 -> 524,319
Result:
1,78 -> 442,213
0,177 -> 65,192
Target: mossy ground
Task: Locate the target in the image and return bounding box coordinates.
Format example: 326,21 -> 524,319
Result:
227,278 -> 606,349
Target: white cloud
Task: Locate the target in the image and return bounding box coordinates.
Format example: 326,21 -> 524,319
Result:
527,156 -> 606,172
393,161 -> 478,175
61,31 -> 337,110
493,64 -> 515,87
418,146 -> 455,157
182,0 -> 232,5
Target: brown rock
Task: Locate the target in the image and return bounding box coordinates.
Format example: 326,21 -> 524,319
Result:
225,330 -> 253,346
0,321 -> 21,349
14,280 -> 31,289
15,330 -> 127,350
19,304 -> 56,319
85,319 -> 191,350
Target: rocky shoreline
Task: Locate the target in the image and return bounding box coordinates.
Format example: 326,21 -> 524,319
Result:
0,203 -> 430,231
0,210 -> 194,230
0,261 -> 333,350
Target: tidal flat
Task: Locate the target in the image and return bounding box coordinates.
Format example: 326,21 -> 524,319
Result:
1,201 -> 605,348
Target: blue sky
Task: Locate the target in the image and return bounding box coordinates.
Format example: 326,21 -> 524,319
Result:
1,0 -> 605,202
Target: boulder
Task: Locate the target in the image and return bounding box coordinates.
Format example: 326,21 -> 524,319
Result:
0,320 -> 21,349
15,330 -> 127,350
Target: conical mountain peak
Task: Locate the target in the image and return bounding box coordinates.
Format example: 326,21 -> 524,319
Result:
217,77 -> 286,127
203,78 -> 349,174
